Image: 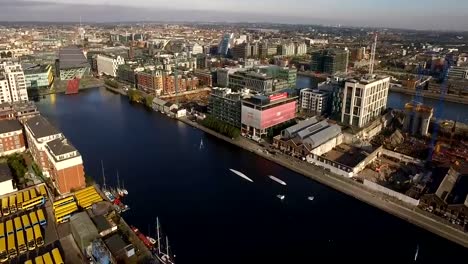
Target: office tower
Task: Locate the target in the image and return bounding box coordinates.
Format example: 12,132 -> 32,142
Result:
311,49 -> 349,75
218,33 -> 234,56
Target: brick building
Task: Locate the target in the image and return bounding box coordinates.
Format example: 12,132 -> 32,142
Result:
0,120 -> 26,156
162,75 -> 199,95
136,71 -> 163,95
194,70 -> 213,87
24,115 -> 85,194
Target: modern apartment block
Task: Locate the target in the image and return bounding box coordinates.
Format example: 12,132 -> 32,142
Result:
300,89 -> 329,115
24,115 -> 85,194
96,54 -> 125,77
311,49 -> 349,75
0,62 -> 29,103
0,120 -> 26,156
208,87 -> 245,128
295,43 -> 308,56
341,75 -> 390,128
117,64 -> 136,85
136,70 -> 163,95
277,43 -> 296,56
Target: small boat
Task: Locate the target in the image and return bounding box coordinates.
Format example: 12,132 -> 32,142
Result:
414,244 -> 419,261
199,138 -> 204,150
268,175 -> 287,186
277,195 -> 285,200
122,180 -> 128,195
229,169 -> 253,183
308,196 -> 315,201
147,237 -> 157,245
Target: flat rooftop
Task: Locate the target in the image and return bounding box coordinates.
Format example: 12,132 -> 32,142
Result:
25,115 -> 61,139
321,144 -> 376,168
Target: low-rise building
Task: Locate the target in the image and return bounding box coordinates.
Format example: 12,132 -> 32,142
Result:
25,115 -> 85,194
273,117 -> 342,158
24,64 -> 54,90
0,164 -> 16,195
56,46 -> 90,80
0,120 -> 26,156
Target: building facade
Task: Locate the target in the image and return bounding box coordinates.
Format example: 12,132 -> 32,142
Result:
136,71 -> 163,95
208,88 -> 243,128
341,75 -> 390,128
403,103 -> 433,136
24,64 -> 54,90
300,89 -> 329,115
0,62 -> 28,103
25,115 -> 85,194
241,93 -> 297,138
295,43 -> 308,56
311,49 -> 349,75
0,120 -> 26,156
117,65 -> 136,86
96,55 -> 125,77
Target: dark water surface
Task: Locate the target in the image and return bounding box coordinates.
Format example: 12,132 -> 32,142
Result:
36,89 -> 466,263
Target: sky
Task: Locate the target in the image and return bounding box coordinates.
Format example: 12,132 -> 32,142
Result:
0,0 -> 467,31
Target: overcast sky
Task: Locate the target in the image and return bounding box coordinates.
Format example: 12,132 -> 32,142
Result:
1,0 -> 467,31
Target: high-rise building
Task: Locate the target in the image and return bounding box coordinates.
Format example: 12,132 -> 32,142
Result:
218,33 -> 234,56
300,89 -> 329,115
96,54 -> 125,77
341,75 -> 390,128
350,47 -> 366,61
278,43 -> 295,56
231,43 -> 251,60
311,49 -> 349,75
208,88 -> 244,128
0,62 -> 28,103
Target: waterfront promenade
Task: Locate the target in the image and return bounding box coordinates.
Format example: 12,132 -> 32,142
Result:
178,117 -> 468,248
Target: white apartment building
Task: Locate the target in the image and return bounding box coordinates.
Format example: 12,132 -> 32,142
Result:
0,62 -> 28,103
96,54 -> 125,77
300,88 -> 329,115
295,43 -> 308,56
341,75 -> 390,128
279,43 -> 295,56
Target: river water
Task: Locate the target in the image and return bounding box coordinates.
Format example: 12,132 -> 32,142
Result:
296,75 -> 468,122
36,89 -> 466,263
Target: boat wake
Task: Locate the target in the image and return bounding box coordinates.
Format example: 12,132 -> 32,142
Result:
229,169 -> 254,182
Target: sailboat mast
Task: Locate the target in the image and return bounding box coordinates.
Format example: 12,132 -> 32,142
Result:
156,218 -> 161,255
166,236 -> 169,256
101,160 -> 106,189
116,170 -> 120,189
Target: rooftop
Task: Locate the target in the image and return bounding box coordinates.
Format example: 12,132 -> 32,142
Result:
0,120 -> 23,134
322,144 -> 375,168
46,138 -> 78,157
0,163 -> 13,182
58,46 -> 89,70
23,64 -> 51,75
25,115 -> 61,139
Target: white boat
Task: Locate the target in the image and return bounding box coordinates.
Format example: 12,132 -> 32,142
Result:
199,138 -> 204,150
308,196 -> 315,201
277,195 -> 285,200
414,244 -> 419,261
229,169 -> 253,183
268,175 -> 287,186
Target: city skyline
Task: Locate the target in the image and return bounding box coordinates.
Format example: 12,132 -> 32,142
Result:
0,0 -> 466,31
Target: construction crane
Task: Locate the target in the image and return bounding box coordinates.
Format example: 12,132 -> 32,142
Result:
427,55 -> 453,161
369,33 -> 378,75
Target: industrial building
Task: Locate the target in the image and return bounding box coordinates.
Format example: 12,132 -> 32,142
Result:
273,117 -> 342,158
403,103 -> 434,136
341,75 -> 391,128
241,92 -> 297,139
311,49 -> 349,75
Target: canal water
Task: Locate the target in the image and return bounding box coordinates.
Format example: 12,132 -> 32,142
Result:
296,75 -> 468,122
36,89 -> 466,263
